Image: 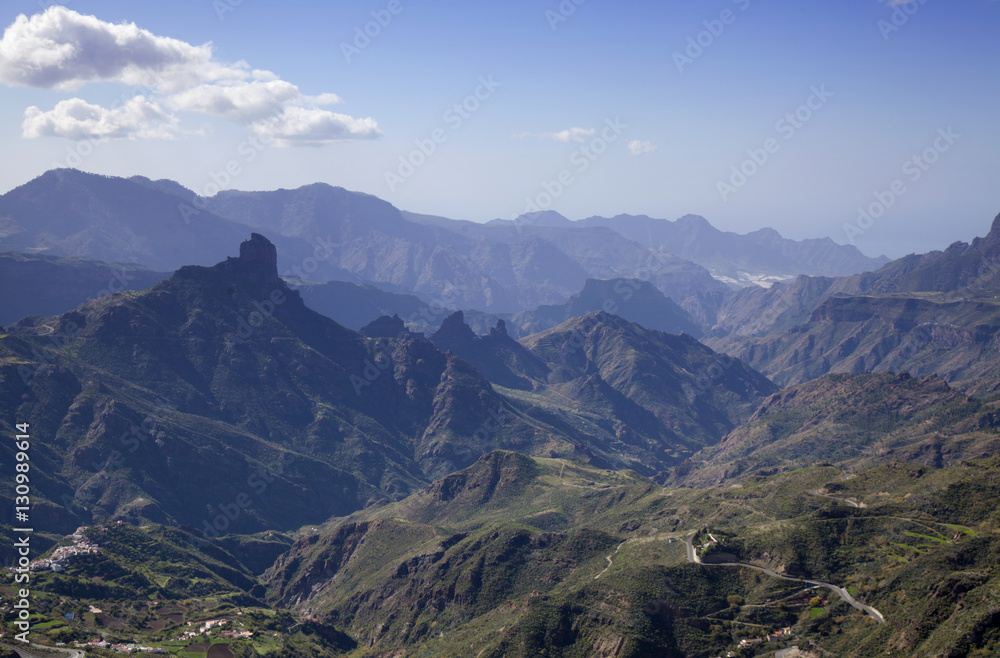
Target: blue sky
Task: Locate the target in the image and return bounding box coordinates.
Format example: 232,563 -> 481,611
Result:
0,0 -> 997,258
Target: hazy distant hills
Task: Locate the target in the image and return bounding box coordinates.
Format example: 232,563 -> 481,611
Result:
578,213 -> 890,284
705,213 -> 1000,392
0,170 -> 889,328
479,210 -> 889,285
0,169 -> 260,271
4,167 -> 999,391
290,280 -> 428,332
511,277 -> 703,338
3,171 -> 999,398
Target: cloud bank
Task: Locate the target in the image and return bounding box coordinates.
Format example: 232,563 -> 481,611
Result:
0,7 -> 381,145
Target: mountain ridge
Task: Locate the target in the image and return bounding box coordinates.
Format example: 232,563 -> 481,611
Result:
1,170 -> 888,325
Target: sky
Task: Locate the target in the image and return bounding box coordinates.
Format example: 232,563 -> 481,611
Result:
0,0 -> 997,259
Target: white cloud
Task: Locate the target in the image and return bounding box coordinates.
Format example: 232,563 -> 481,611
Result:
0,7 -> 379,145
514,127 -> 596,143
22,96 -> 179,140
628,140 -> 657,156
0,6 -> 241,92
253,107 -> 381,147
167,80 -> 304,122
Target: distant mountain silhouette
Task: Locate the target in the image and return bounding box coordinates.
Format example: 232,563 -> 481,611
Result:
0,169 -> 264,270
480,211 -> 889,284
512,278 -> 702,338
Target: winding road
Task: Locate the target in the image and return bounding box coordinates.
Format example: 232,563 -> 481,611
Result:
683,532 -> 885,624
595,540 -> 628,579
808,489 -> 861,508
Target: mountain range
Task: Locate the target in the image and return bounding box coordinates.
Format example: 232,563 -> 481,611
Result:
483,210 -> 889,285
0,233 -> 776,537
2,169 -> 1000,656
0,169 -> 887,322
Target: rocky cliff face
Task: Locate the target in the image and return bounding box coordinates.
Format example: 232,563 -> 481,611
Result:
235,232 -> 280,284
708,293 -> 1000,392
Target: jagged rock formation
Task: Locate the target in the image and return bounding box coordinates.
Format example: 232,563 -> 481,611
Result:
235,232 -> 279,284
360,313 -> 410,338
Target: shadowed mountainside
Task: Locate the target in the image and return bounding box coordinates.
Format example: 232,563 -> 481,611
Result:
0,251 -> 169,326
668,372 -> 1000,487
0,233 -> 775,535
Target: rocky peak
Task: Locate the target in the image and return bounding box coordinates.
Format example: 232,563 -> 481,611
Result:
240,233 -> 278,270
361,314 -> 408,339
231,233 -> 279,284
989,212 -> 1000,241
432,311 -> 476,344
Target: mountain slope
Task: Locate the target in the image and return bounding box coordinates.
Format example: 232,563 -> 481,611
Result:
0,251 -> 169,326
709,293 -> 1000,391
0,170 -> 264,271
0,234 -> 576,533
514,312 -> 778,476
263,452 -> 711,656
425,309 -> 777,480
0,521 -> 353,656
669,372 -> 1000,487
0,233 -> 775,533
262,449 -> 1000,657
705,212 -> 1000,390
430,311 -> 551,390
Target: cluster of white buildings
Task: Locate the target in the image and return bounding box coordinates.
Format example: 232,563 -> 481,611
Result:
73,638 -> 165,653
176,617 -> 228,640
29,526 -> 100,572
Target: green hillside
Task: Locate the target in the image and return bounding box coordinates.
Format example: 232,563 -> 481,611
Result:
260,450 -> 1000,657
